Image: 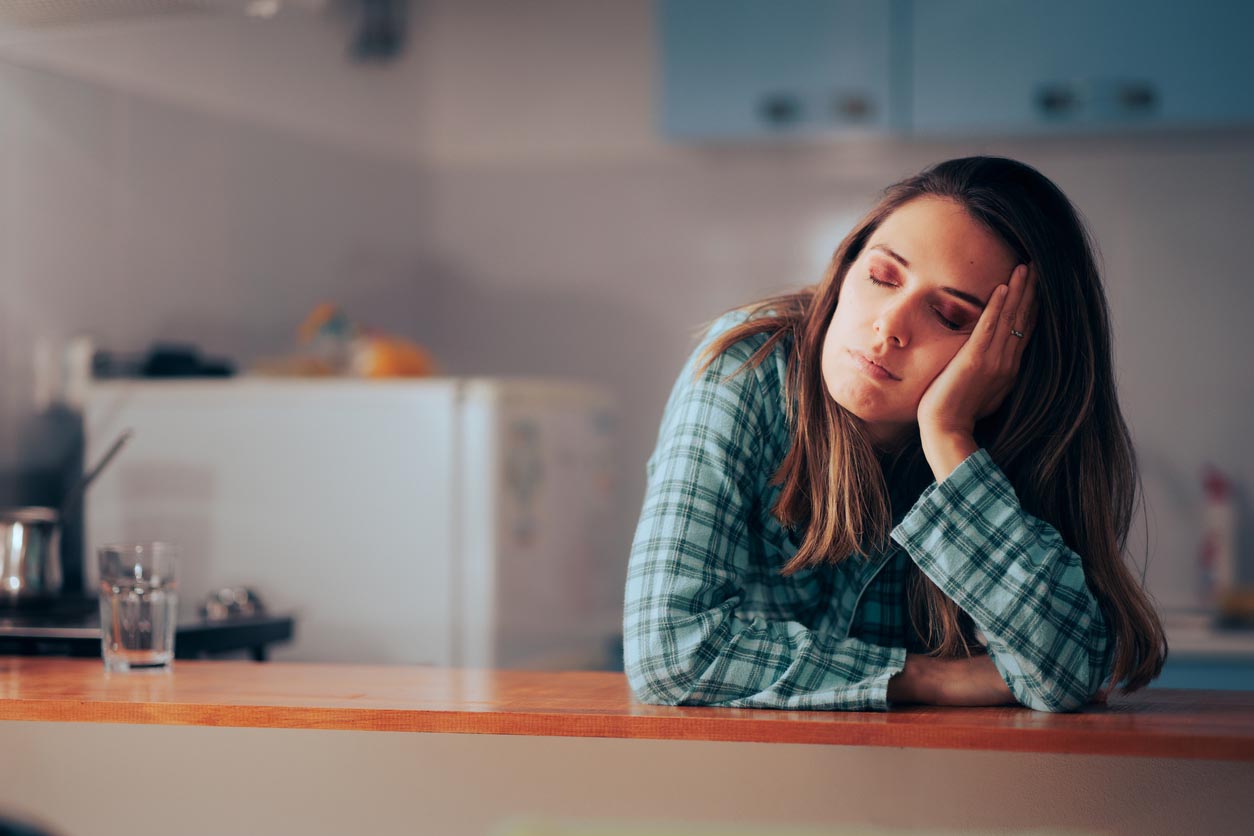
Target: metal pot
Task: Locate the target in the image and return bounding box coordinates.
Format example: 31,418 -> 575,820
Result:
0,506 -> 63,602
0,429 -> 132,605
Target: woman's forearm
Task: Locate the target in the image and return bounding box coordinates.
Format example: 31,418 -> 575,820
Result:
891,449 -> 1110,712
888,653 -> 1017,707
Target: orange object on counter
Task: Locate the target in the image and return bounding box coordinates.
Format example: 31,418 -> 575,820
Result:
284,303 -> 439,378
352,336 -> 438,378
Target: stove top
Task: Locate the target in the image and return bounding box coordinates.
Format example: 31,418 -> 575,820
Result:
0,595 -> 295,658
0,595 -> 98,625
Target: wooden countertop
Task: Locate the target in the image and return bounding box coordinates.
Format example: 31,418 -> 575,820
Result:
2,657 -> 1252,761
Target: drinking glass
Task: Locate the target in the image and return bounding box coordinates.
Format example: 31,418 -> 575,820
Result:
97,542 -> 179,672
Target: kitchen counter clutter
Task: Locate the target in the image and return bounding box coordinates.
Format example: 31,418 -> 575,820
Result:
1,657 -> 1252,761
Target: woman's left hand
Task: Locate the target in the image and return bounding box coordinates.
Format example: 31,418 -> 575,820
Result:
916,262 -> 1037,438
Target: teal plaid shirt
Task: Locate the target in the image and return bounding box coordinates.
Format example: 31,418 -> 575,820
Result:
624,311 -> 1114,712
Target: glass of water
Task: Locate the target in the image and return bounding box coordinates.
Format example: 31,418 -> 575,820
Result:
97,542 -> 179,672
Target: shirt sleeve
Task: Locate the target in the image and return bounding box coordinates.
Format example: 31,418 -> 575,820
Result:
623,319 -> 907,711
890,448 -> 1115,712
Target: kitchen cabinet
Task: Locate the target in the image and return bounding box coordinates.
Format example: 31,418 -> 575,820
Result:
658,0 -> 1254,141
1152,620 -> 1254,691
1153,658 -> 1254,691
658,0 -> 900,139
908,0 -> 1254,136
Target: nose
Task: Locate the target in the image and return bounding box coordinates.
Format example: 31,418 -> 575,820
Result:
873,297 -> 911,348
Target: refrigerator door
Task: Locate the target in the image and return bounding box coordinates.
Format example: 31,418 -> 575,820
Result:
84,379 -> 461,664
456,379 -> 619,670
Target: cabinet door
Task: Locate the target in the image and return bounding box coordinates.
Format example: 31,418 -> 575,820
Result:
909,0 -> 1254,136
1150,657 -> 1254,691
658,0 -> 897,139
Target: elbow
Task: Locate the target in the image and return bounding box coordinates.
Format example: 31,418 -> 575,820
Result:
626,665 -> 689,706
1021,633 -> 1116,713
1018,688 -> 1085,713
623,594 -> 742,706
622,619 -> 708,706
1013,671 -> 1101,713
624,637 -> 699,706
1006,616 -> 1114,713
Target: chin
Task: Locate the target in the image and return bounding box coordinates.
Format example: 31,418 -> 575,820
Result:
827,377 -> 885,420
827,379 -> 916,434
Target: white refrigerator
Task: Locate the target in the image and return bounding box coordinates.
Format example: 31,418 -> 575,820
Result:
82,377 -> 622,669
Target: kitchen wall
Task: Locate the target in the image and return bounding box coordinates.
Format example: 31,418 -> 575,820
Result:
1,0 -> 1252,611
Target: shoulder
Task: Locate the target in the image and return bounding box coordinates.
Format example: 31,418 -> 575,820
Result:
692,308 -> 790,400
665,307 -> 791,450
693,308 -> 789,376
648,307 -> 792,487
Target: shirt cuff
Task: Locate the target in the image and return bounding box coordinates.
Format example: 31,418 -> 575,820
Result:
867,643 -> 909,711
888,447 -> 1017,571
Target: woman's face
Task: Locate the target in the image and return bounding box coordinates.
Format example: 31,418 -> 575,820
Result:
821,196 -> 1019,448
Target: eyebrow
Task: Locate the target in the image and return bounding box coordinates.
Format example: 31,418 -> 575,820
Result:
868,244 -> 988,309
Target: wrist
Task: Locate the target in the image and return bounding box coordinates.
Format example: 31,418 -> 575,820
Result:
919,429 -> 979,483
888,653 -> 936,705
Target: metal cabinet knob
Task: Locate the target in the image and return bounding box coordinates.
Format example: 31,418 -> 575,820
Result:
1118,82 -> 1158,113
1035,79 -> 1160,122
758,93 -> 804,127
832,93 -> 874,122
1036,84 -> 1079,116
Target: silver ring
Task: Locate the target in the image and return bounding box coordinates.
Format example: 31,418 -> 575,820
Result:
1010,329 -> 1025,339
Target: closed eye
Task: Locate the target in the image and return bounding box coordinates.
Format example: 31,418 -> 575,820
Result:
867,271 -> 963,332
932,308 -> 961,331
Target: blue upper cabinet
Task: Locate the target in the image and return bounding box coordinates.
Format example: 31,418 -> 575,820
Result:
658,0 -> 899,140
908,0 -> 1254,136
658,0 -> 1254,141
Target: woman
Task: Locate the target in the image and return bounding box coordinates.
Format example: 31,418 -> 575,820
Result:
623,156 -> 1166,712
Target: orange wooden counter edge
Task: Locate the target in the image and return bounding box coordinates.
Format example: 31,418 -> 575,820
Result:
2,657 -> 1252,762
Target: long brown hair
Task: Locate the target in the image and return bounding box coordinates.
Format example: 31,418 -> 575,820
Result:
695,156 -> 1165,694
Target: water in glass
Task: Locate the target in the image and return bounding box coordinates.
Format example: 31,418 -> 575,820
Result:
99,578 -> 177,671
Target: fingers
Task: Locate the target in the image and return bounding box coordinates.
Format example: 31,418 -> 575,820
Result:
962,261 -> 1035,368
1017,262 -> 1037,334
990,264 -> 1028,357
1012,262 -> 1037,365
972,283 -> 1009,354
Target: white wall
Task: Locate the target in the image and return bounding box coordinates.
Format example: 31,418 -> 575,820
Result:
2,0 -> 1252,613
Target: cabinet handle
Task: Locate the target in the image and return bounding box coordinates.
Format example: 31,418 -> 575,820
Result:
1036,79 -> 1160,122
1118,82 -> 1159,114
1036,84 -> 1080,116
832,93 -> 874,122
758,93 -> 804,128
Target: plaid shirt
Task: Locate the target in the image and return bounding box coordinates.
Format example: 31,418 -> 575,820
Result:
624,311 -> 1114,712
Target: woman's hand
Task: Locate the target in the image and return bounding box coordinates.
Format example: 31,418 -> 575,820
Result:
915,262 -> 1036,481
916,262 -> 1037,440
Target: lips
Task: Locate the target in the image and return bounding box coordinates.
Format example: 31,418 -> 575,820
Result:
849,350 -> 900,381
